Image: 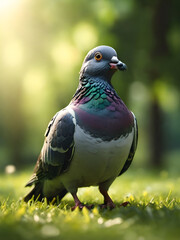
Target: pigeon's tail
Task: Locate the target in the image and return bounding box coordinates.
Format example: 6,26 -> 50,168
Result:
23,183 -> 44,202
23,184 -> 68,203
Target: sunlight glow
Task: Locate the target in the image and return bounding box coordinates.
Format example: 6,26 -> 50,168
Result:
0,0 -> 21,16
3,40 -> 24,70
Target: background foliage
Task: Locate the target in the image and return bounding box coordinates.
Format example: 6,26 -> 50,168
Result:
0,1 -> 180,173
0,1 -> 180,240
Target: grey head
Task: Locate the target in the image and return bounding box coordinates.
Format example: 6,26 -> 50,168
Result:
79,45 -> 127,82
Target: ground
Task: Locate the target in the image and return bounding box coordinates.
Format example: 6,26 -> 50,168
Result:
0,168 -> 179,240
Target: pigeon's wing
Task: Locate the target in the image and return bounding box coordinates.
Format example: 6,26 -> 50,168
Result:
25,108 -> 75,187
119,112 -> 138,176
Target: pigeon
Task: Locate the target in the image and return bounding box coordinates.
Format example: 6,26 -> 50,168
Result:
24,45 -> 138,210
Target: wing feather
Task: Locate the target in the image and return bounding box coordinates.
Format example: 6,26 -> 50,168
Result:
25,108 -> 75,186
119,112 -> 138,176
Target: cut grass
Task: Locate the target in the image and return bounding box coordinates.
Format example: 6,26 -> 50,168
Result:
0,169 -> 180,240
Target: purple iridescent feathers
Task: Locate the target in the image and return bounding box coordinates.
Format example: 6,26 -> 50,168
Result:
70,77 -> 134,141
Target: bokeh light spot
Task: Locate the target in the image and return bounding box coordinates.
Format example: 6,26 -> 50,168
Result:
73,22 -> 98,51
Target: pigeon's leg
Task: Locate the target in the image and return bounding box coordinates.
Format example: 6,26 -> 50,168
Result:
99,187 -> 130,208
99,178 -> 131,209
71,193 -> 84,210
71,192 -> 94,211
99,178 -> 116,209
99,187 -> 116,209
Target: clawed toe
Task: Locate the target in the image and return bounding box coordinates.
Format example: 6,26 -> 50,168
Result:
71,204 -> 94,211
99,201 -> 130,209
120,201 -> 130,207
99,202 -> 116,210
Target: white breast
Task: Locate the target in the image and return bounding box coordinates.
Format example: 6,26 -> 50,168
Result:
59,124 -> 134,192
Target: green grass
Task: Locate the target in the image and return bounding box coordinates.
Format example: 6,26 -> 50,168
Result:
0,169 -> 180,240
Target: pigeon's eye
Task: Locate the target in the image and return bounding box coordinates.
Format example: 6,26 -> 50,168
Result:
94,52 -> 102,61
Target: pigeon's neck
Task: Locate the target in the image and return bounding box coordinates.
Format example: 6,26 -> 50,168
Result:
79,63 -> 114,83
70,76 -> 121,109
70,76 -> 134,140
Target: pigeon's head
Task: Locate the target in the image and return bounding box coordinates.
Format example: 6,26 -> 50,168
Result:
80,45 -> 127,82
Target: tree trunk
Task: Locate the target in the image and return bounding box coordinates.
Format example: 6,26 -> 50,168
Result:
149,0 -> 170,167
150,93 -> 163,167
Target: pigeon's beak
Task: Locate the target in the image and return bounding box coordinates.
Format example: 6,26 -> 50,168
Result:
109,56 -> 127,71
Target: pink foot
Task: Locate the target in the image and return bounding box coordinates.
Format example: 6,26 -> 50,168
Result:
71,192 -> 94,211
100,202 -> 116,210
71,204 -> 94,211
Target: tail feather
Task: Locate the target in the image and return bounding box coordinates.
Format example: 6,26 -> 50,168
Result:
23,184 -> 68,203
23,184 -> 43,202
